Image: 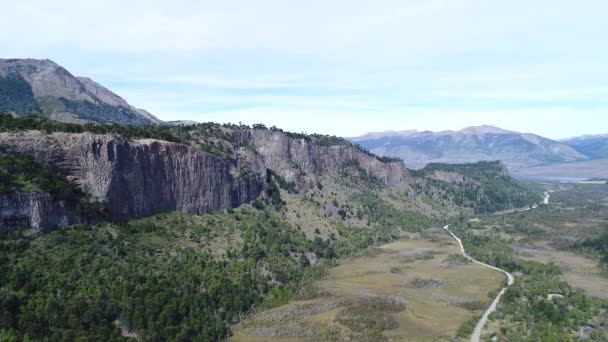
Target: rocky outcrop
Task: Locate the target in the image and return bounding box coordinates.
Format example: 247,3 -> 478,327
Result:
234,130 -> 411,190
0,128 -> 414,231
0,192 -> 77,232
0,131 -> 265,226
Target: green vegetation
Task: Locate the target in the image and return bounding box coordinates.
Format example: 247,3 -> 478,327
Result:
497,261 -> 607,340
267,170 -> 298,194
450,204 -> 608,341
1,155 -> 73,196
0,182 -> 437,341
233,234 -> 504,341
456,314 -> 481,338
413,161 -> 542,213
0,115 -> 188,143
338,160 -> 383,190
57,98 -> 146,125
0,76 -> 41,115
0,115 -> 403,163
0,154 -> 100,218
0,206 -> 326,340
576,229 -> 608,273
0,115 -> 557,341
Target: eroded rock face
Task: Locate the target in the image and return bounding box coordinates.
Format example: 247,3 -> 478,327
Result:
0,131 -> 265,227
0,129 -> 412,230
234,130 -> 411,189
0,192 -> 75,232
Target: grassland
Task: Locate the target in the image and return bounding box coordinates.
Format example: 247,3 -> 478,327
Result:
231,229 -> 502,341
518,240 -> 608,300
448,182 -> 608,340
478,183 -> 608,299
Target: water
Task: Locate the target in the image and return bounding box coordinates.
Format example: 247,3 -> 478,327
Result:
514,175 -> 590,182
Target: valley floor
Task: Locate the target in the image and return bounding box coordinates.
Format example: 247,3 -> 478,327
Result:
231,231 -> 502,341
234,182 -> 608,341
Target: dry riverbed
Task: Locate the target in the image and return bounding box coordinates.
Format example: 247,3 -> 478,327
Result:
231,230 -> 503,341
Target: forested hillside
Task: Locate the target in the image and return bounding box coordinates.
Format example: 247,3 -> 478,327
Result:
0,181 -> 433,340
0,116 -> 543,340
412,161 -> 542,213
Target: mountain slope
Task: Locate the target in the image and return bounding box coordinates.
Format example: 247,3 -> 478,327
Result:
561,134 -> 608,159
0,58 -> 162,125
412,161 -> 540,213
351,125 -> 589,170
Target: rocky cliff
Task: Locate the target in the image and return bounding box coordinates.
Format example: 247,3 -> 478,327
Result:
0,123 -> 542,231
0,192 -> 78,232
0,127 -> 413,230
0,130 -> 265,228
235,130 -> 411,190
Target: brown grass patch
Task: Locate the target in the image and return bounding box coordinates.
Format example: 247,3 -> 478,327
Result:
231,238 -> 503,341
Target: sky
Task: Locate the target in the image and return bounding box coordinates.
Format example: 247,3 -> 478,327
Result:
2,0 -> 607,139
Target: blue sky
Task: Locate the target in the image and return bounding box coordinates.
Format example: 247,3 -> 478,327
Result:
3,0 -> 607,138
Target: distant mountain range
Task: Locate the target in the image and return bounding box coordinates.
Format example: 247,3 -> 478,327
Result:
560,134 -> 608,159
0,58 -> 162,125
352,126 -> 608,178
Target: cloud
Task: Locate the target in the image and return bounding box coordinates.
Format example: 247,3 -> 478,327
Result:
2,0 -> 607,138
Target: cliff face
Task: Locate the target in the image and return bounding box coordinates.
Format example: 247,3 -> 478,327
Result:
234,130 -> 411,189
0,192 -> 77,232
0,128 -> 413,231
0,131 -> 265,227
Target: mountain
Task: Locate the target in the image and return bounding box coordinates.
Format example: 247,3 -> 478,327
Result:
561,134 -> 608,159
0,58 -> 162,125
351,125 -> 589,171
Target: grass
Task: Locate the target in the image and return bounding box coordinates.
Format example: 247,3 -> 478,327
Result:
447,182 -> 608,340
459,183 -> 608,300
519,240 -> 608,300
231,231 -> 502,341
456,314 -> 481,338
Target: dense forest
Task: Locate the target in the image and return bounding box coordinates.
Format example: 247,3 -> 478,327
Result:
0,207 -> 311,340
499,261 -> 606,340
576,229 -> 608,272
0,76 -> 42,115
0,178 -> 434,341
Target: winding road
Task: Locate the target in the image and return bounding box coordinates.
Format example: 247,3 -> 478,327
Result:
444,191 -> 551,342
